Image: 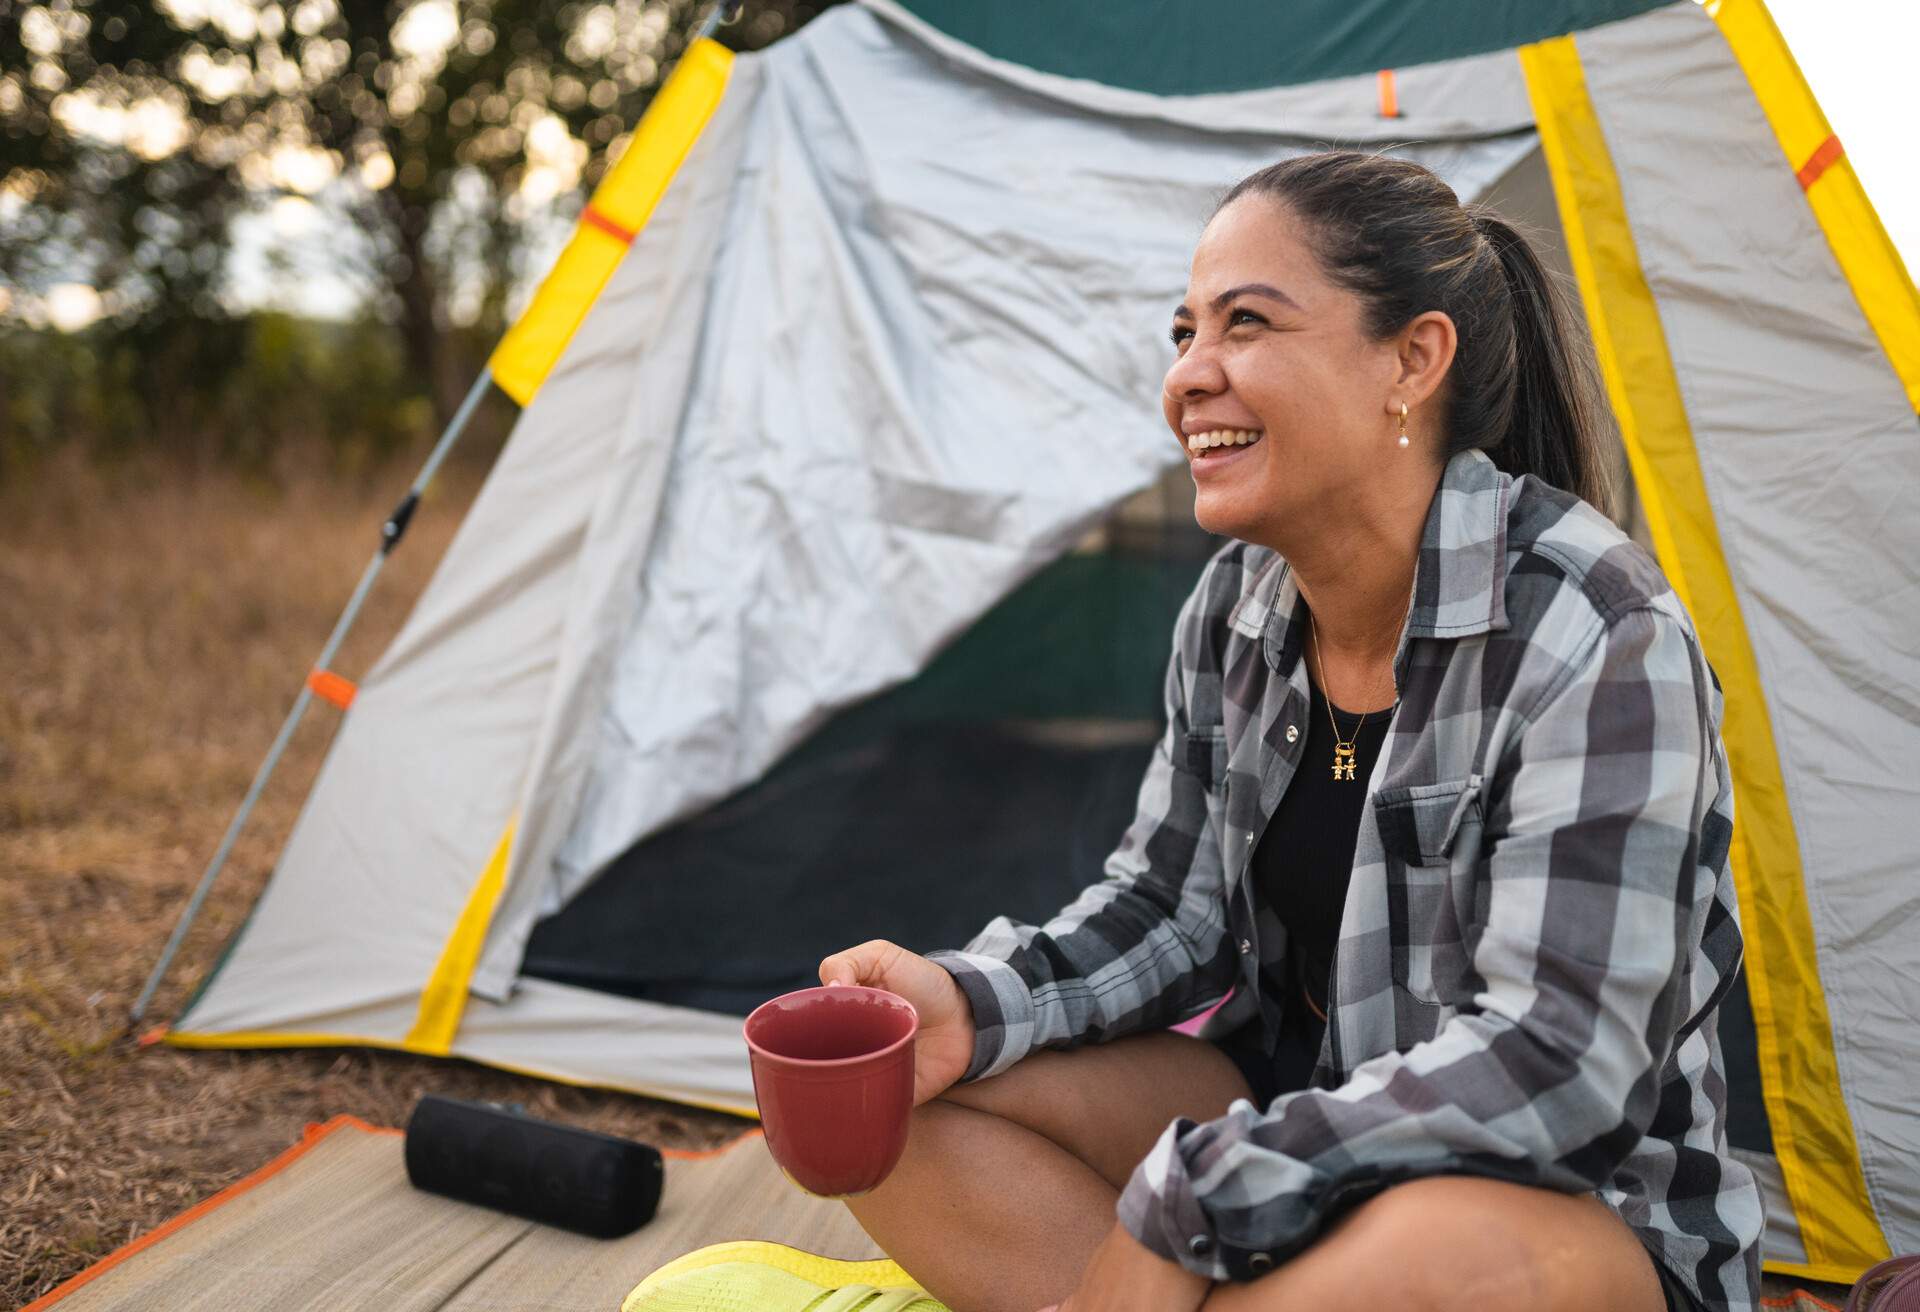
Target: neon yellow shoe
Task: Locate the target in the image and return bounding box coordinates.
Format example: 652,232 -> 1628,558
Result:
621,1240 -> 950,1312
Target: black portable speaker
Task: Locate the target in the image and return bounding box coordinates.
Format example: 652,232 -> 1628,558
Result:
403,1094 -> 665,1238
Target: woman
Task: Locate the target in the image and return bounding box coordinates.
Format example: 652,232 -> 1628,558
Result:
817,152 -> 1762,1312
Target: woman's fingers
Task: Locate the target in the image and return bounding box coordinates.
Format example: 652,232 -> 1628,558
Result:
818,939 -> 977,1104
818,939 -> 895,989
817,952 -> 858,987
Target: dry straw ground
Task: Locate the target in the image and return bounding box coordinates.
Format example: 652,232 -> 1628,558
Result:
0,449 -> 745,1309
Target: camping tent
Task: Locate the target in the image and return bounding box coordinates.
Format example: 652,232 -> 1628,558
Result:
163,0 -> 1920,1283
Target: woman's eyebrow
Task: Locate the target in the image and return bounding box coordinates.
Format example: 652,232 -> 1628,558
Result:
1171,283 -> 1303,320
1212,282 -> 1300,311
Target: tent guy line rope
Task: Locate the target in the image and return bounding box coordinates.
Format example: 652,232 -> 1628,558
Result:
129,370 -> 495,1028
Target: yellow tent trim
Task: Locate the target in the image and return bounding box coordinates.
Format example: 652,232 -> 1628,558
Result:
404,816 -> 517,1053
164,1026 -> 759,1119
1519,34 -> 1889,1278
488,37 -> 735,406
1708,0 -> 1920,414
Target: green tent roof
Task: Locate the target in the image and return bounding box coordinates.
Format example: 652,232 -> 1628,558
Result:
887,0 -> 1677,95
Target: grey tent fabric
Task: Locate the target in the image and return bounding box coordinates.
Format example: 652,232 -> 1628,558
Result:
1576,4 -> 1920,1254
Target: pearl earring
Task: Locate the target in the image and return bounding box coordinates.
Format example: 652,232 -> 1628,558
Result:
1397,402 -> 1410,448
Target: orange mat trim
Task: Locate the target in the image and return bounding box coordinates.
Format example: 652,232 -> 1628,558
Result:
1760,1292 -> 1845,1312
662,1127 -> 763,1162
305,668 -> 358,710
21,1115 -> 398,1311
1795,133 -> 1844,191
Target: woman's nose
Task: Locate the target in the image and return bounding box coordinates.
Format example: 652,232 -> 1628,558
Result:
1164,340 -> 1226,400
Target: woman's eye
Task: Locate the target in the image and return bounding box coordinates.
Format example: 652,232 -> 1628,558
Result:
1170,325 -> 1194,346
1229,308 -> 1267,328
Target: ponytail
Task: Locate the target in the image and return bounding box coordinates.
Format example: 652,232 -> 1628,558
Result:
1467,208 -> 1617,518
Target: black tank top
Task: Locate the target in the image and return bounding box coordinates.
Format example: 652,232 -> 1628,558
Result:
1243,672 -> 1393,1091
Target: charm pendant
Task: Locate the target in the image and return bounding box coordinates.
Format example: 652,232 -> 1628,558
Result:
1332,742 -> 1358,781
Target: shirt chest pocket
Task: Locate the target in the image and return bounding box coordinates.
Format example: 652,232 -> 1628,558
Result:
1370,774 -> 1485,1006
1181,725 -> 1230,805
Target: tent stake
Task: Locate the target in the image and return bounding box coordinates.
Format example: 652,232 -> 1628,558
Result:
130,372 -> 495,1027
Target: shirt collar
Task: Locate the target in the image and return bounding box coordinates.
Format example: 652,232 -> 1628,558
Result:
1231,447 -> 1512,674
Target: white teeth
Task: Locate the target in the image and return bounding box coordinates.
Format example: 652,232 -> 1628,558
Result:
1187,429 -> 1263,452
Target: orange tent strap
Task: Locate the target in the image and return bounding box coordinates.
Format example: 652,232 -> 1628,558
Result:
1378,69 -> 1400,118
581,204 -> 638,245
1796,133 -> 1844,190
19,1116 -> 393,1311
306,668 -> 358,710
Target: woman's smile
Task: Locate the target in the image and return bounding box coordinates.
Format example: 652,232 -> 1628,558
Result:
1184,426 -> 1266,477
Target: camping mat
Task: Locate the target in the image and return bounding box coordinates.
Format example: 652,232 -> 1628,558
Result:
26,1114 -> 1856,1311
25,1116 -> 881,1312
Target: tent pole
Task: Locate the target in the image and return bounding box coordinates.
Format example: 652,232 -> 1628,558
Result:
131,0 -> 747,1030
130,372 -> 495,1027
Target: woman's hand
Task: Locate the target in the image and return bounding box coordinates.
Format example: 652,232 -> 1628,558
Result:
817,939 -> 976,1106
1041,1221 -> 1212,1312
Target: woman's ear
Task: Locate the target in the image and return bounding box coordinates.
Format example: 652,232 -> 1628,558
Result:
1395,310 -> 1456,409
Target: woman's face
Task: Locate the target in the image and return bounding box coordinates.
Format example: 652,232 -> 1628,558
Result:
1163,193 -> 1415,546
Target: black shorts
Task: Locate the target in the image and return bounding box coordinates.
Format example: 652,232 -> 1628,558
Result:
1211,1016 -> 1321,1108
1653,1260 -> 1710,1312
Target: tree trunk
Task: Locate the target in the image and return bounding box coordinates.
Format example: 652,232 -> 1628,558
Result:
390,196 -> 457,431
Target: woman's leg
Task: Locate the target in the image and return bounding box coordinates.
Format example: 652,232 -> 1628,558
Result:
843,1030 -> 1254,1312
1202,1175 -> 1669,1312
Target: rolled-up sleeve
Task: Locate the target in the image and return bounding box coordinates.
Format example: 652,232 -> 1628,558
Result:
1118,605 -> 1714,1279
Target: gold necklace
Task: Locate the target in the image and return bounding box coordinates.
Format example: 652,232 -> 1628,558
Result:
1307,616 -> 1394,782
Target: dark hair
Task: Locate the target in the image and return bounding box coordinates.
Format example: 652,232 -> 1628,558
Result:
1219,151 -> 1618,518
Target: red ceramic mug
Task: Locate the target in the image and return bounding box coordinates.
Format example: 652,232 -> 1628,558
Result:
743,984 -> 918,1198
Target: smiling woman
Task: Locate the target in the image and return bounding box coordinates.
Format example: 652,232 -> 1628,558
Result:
1166,156 -> 1615,568
819,151 -> 1761,1312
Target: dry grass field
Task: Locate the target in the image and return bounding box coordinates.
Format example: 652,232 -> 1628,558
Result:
0,448 -> 745,1309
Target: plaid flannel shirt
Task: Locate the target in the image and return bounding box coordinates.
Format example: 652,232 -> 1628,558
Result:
927,448 -> 1763,1311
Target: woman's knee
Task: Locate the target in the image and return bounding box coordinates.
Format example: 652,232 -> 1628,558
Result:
935,1045 -> 1088,1123
1213,1177 -> 1658,1312
934,1033 -> 1253,1190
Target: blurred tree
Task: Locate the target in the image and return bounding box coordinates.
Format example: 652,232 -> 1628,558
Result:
0,0 -> 839,428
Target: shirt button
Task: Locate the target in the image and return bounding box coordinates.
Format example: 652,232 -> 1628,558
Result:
1239,938 -> 1253,955
1245,833 -> 1255,847
1286,724 -> 1299,743
1188,1235 -> 1215,1257
1248,1252 -> 1275,1274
